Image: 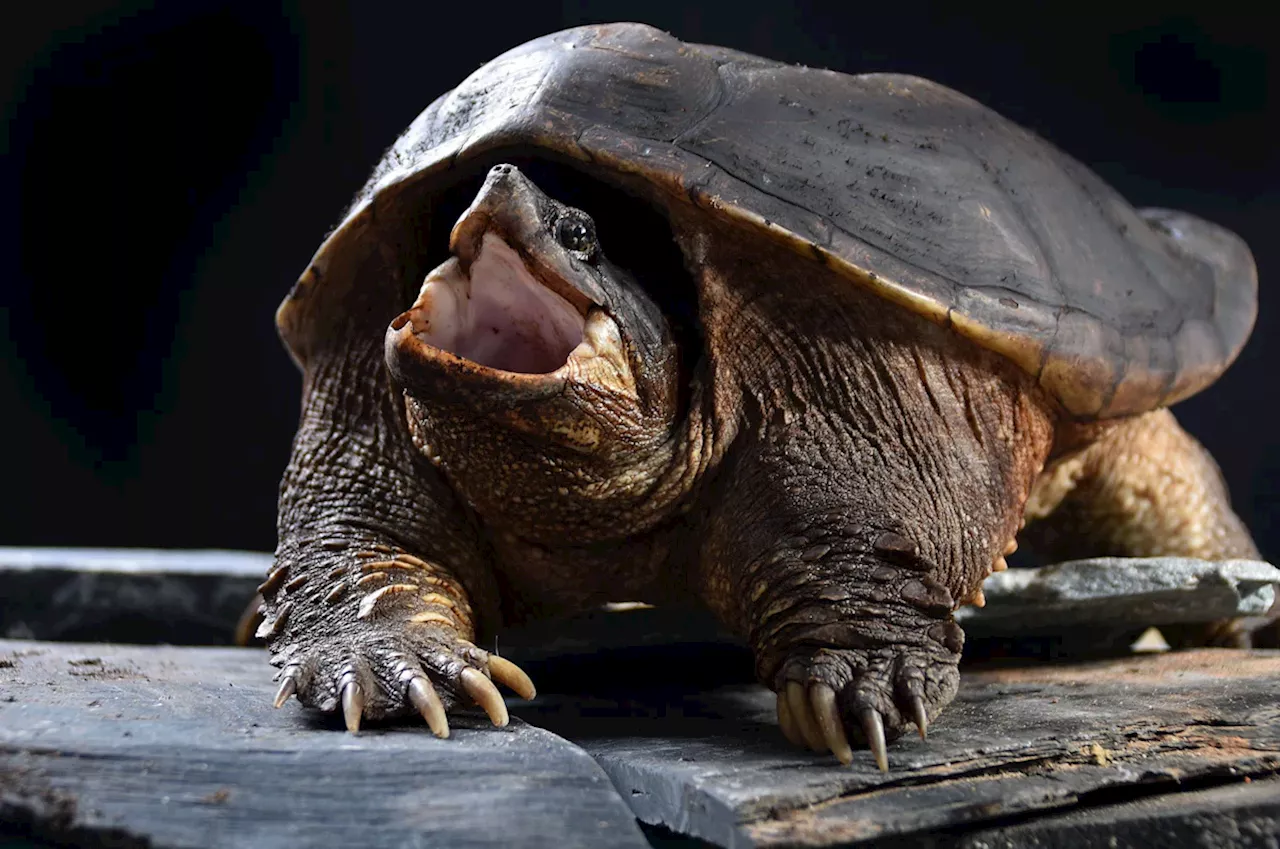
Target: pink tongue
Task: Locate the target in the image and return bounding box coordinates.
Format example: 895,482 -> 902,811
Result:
413,234 -> 586,374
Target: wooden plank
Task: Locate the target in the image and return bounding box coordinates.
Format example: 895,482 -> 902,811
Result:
516,650 -> 1280,847
6,549 -> 1280,847
0,641 -> 651,849
4,639 -> 1279,848
908,778 -> 1280,849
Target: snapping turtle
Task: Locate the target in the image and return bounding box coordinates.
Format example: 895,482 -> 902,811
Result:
264,23 -> 1260,768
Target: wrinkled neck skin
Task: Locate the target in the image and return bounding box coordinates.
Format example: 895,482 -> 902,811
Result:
676,216 -> 1057,652
377,165 -> 741,615
400,372 -> 717,547
392,237 -> 720,557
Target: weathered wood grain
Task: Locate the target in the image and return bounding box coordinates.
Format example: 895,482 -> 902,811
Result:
4,640 -> 1279,848
0,641 -> 650,849
517,649 -> 1280,847
883,777 -> 1280,849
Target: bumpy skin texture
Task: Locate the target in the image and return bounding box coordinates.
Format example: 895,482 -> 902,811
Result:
1022,409 -> 1261,648
686,220 -> 1054,754
266,344 -> 510,729
264,23 -> 1262,766
262,217 -> 534,732
1025,409 -> 1259,564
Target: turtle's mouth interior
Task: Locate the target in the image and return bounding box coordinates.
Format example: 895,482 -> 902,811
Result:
405,233 -> 589,374
399,156 -> 702,399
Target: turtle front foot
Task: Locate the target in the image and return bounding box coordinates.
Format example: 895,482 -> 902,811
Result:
774,643 -> 959,770
271,623 -> 536,737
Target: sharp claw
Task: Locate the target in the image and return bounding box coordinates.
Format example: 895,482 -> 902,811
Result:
911,695 -> 929,740
461,668 -> 509,727
487,655 -> 537,700
273,674 -> 297,709
407,675 -> 450,739
786,681 -> 827,752
341,680 -> 364,733
810,684 -> 853,765
859,708 -> 889,772
776,690 -> 802,747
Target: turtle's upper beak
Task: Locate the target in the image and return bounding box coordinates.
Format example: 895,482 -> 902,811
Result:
449,164 -> 605,311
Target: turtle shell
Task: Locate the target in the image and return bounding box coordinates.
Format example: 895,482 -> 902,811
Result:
279,22 -> 1256,419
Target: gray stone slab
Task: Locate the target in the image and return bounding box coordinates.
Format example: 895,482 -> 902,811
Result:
516,650 -> 1280,847
5,549 -> 1275,652
958,556 -> 1280,636
0,548 -> 267,644
0,640 -> 650,849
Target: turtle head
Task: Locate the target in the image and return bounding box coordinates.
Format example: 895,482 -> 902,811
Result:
386,164 -> 683,535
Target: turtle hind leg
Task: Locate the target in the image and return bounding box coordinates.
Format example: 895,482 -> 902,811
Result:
1022,407 -> 1264,646
1024,408 -> 1258,561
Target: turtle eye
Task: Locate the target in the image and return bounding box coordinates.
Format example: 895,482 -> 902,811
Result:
555,213 -> 598,258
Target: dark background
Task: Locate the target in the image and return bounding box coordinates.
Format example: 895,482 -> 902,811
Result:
2,1 -> 1275,558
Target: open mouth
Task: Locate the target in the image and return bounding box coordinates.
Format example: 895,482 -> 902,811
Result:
397,232 -> 596,376
386,163 -> 645,409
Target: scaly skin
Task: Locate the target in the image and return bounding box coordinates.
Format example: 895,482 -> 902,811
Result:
266,342 -> 534,732
1023,408 -> 1263,648
1024,409 -> 1259,563
685,220 -> 1054,763
265,249 -> 532,735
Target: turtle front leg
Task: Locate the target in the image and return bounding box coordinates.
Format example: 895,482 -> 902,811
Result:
679,222 -> 1056,767
264,348 -> 534,734
694,330 -> 1054,769
265,536 -> 534,735
702,508 -> 969,769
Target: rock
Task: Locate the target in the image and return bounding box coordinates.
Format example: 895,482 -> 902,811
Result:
957,557 -> 1280,636
0,547 -> 266,644
0,640 -> 650,849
